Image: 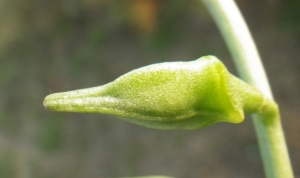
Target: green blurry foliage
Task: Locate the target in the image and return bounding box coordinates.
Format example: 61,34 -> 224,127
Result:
280,0 -> 300,31
0,151 -> 15,178
37,115 -> 63,152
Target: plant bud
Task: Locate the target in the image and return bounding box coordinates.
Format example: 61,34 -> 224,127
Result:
43,56 -> 267,130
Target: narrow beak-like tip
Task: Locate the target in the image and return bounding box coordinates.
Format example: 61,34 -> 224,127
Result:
43,99 -> 47,108
43,94 -> 60,111
43,95 -> 52,111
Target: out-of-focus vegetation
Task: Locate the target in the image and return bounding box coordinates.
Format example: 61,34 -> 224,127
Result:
0,0 -> 299,177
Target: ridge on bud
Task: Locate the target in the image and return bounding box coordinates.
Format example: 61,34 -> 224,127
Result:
43,56 -> 266,130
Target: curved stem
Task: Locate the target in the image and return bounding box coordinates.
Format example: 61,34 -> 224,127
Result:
200,0 -> 293,177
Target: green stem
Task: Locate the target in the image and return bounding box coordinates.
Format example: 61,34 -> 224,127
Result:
200,0 -> 293,177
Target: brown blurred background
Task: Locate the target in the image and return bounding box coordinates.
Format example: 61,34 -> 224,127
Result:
0,0 -> 299,177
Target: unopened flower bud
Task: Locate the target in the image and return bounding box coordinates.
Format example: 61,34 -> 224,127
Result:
43,56 -> 267,130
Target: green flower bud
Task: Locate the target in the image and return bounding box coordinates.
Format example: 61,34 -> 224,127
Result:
43,56 -> 268,130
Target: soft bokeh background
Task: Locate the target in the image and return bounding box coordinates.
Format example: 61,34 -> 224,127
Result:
0,0 -> 299,177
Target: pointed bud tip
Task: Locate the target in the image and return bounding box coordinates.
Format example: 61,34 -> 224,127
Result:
43,93 -> 62,111
43,95 -> 54,111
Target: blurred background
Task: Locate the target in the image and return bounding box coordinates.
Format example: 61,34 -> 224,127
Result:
0,0 -> 299,177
